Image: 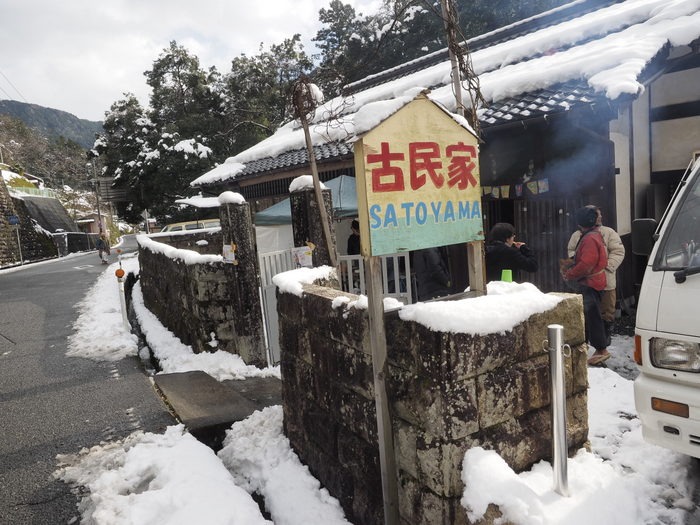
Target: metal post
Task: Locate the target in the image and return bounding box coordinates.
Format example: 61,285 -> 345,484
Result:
546,324 -> 570,497
15,227 -> 23,265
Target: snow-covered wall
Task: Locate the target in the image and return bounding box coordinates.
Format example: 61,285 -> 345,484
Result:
137,201 -> 267,367
277,283 -> 589,525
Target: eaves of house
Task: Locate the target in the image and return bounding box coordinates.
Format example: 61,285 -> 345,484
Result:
191,0 -> 700,195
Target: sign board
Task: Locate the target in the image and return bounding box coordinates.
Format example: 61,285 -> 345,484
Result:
354,93 -> 483,257
292,245 -> 313,268
223,243 -> 238,264
8,215 -> 19,225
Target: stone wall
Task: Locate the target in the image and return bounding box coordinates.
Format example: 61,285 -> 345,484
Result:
278,284 -> 588,525
138,240 -> 267,367
0,177 -> 19,266
0,179 -> 58,266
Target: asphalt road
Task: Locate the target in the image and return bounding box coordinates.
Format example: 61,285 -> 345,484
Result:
0,236 -> 174,524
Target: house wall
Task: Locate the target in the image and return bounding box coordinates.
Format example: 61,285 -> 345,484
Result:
609,109 -> 633,236
621,50 -> 700,222
650,67 -> 700,174
279,283 -> 589,525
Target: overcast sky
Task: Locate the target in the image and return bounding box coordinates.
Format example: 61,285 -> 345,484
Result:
0,0 -> 380,122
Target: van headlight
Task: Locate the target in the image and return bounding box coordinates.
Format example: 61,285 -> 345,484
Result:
650,338 -> 700,372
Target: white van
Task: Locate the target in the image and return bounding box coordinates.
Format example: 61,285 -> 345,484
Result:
160,219 -> 220,233
632,159 -> 700,459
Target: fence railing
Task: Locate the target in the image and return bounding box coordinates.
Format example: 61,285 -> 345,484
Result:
10,186 -> 57,198
258,250 -> 412,304
338,254 -> 412,304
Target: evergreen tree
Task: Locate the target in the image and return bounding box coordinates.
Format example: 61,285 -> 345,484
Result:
92,94 -> 157,223
312,0 -> 570,98
220,35 -> 313,154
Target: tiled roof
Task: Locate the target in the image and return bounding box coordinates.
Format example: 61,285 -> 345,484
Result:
198,0 -> 696,187
229,82 -> 610,181
232,141 -> 353,182
479,81 -> 611,128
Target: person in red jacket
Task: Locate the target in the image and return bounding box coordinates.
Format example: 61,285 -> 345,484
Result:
563,207 -> 609,365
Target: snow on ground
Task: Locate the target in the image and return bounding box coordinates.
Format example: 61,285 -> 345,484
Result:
52,258 -> 698,524
66,253 -> 279,381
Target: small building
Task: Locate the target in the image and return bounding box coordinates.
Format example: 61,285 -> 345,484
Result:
192,0 -> 700,305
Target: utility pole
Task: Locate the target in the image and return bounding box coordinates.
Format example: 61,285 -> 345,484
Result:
440,0 -> 487,295
87,162 -> 103,233
292,76 -> 338,268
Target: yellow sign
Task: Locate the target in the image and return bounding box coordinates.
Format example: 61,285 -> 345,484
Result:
354,93 -> 483,257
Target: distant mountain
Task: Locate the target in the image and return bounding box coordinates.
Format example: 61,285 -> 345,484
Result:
0,100 -> 102,150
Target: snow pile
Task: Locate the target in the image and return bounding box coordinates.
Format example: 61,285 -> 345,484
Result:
218,406 -> 351,525
66,256 -> 140,361
131,281 -> 279,381
136,234 -> 223,265
272,265 -> 336,296
399,280 -> 564,335
461,367 -> 693,525
66,255 -> 278,381
55,425 -> 271,525
289,175 -> 327,192
218,190 -> 245,205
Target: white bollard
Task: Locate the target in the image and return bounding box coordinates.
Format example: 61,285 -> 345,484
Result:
115,268 -> 130,332
544,324 -> 570,497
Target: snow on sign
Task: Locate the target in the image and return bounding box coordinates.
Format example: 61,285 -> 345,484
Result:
354,92 -> 483,257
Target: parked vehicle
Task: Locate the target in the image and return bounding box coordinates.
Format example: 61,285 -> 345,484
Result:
632,158 -> 700,459
160,219 -> 220,233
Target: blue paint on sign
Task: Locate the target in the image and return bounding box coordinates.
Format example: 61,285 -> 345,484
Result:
8,215 -> 19,225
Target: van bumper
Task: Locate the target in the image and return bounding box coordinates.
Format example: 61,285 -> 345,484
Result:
634,373 -> 700,458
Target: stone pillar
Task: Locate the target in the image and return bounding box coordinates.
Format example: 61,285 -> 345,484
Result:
219,200 -> 267,367
290,186 -> 336,267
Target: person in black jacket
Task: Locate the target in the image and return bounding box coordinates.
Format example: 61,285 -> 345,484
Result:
485,222 -> 538,282
347,219 -> 361,255
414,246 -> 451,301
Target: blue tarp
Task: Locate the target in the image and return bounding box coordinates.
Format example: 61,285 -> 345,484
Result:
253,175 -> 358,225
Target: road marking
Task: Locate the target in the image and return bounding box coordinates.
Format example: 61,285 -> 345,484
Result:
73,265 -> 95,269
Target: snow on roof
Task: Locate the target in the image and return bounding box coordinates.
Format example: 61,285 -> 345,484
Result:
191,158 -> 246,186
174,196 -> 221,208
192,0 -> 700,188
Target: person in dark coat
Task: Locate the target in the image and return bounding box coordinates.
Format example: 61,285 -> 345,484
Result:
413,246 -> 451,301
347,219 -> 360,256
485,223 -> 538,282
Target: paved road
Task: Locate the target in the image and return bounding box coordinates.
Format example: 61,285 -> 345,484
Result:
0,237 -> 174,524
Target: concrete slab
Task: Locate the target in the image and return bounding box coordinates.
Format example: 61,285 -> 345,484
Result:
153,371 -> 280,449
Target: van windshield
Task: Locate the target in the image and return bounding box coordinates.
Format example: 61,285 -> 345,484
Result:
654,170 -> 700,271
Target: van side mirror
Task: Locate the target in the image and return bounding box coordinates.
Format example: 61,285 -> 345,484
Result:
631,218 -> 658,256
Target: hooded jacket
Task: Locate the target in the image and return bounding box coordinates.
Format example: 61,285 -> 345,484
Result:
564,227 -> 607,291
567,225 -> 624,290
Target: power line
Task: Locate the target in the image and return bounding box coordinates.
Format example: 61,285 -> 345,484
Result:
0,68 -> 29,103
0,83 -> 14,100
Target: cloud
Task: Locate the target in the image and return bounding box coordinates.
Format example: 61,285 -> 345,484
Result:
0,0 -> 380,121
